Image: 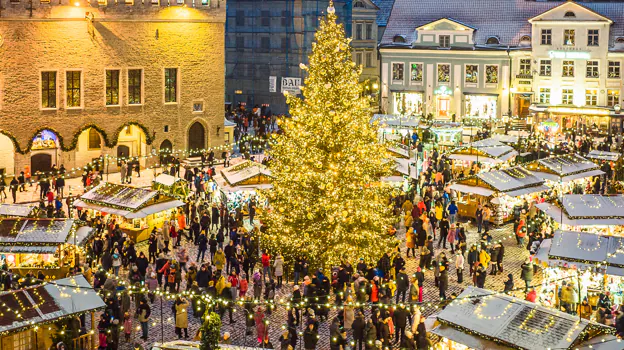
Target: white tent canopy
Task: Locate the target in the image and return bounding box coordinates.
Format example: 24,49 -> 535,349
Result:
0,204 -> 36,217
450,166 -> 548,197
529,154 -> 604,182
586,150 -> 621,162
448,138 -> 518,164
154,173 -> 185,187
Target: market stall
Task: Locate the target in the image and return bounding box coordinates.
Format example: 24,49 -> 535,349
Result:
0,218 -> 91,279
430,121 -> 463,149
211,160 -> 272,225
586,150 -> 621,163
525,154 -> 604,184
0,204 -> 37,218
449,166 -> 548,224
387,143 -> 411,159
372,114 -> 421,143
153,173 -> 190,199
430,286 -> 609,350
72,183 -> 185,242
533,230 -> 624,308
535,194 -> 624,231
447,138 -> 518,173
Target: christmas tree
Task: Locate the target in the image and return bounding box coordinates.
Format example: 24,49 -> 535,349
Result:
260,2 -> 397,268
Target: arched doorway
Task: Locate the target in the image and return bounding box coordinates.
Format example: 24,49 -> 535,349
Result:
0,134 -> 15,176
31,153 -> 52,175
117,145 -> 130,166
159,139 -> 173,166
116,125 -> 147,167
75,127 -> 104,170
188,122 -> 206,156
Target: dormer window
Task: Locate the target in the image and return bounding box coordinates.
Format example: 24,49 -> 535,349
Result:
354,1 -> 365,8
519,35 -> 531,46
393,35 -> 406,44
616,37 -> 624,44
564,11 -> 576,18
486,36 -> 500,45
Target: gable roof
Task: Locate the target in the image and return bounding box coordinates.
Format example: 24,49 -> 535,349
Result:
381,0 -> 624,46
416,17 -> 477,31
528,1 -> 612,23
371,0 -> 395,27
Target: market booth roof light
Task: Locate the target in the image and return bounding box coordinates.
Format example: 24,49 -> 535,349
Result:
432,286 -> 609,350
526,154 -> 604,182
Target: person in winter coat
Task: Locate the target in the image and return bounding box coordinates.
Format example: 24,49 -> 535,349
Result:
396,267 -> 409,303
274,254 -> 284,288
303,323 -> 319,350
479,247 -> 491,269
255,306 -> 268,343
578,298 -> 592,320
174,297 -> 189,339
363,319 -> 376,350
454,252 -> 464,283
406,227 -> 416,258
490,244 -> 501,275
520,260 -> 533,291
415,316 -> 429,350
393,305 -> 409,345
213,248 -> 226,272
196,233 -> 208,262
438,257 -> 449,300
496,242 -> 505,273
467,245 -> 479,277
352,311 -> 366,350
404,330 -> 417,350
475,263 -> 487,288
503,274 -> 514,293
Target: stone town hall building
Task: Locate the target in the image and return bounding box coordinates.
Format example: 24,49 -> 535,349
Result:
0,0 -> 225,177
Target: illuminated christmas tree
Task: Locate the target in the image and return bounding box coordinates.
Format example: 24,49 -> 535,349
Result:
260,2 -> 396,268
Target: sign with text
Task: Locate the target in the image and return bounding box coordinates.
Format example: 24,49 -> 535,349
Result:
269,76 -> 277,93
281,77 -> 302,94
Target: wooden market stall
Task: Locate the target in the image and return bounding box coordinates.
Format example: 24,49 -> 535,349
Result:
72,183 -> 185,243
387,143 -> 411,159
447,138 -> 518,175
0,275 -> 105,350
449,166 -> 549,224
525,154 -> 604,183
0,204 -> 37,218
586,150 -> 621,163
533,230 -> 624,309
535,194 -> 624,230
153,173 -> 190,199
430,286 -> 611,350
0,218 -> 93,279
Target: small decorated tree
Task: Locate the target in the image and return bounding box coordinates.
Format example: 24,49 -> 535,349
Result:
200,312 -> 222,350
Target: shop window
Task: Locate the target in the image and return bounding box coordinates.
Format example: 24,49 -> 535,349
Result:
539,88 -> 550,104
541,29 -> 551,45
106,69 -> 120,106
88,128 -> 101,150
66,70 -> 81,108
519,59 -> 531,76
393,92 -> 423,115
392,63 -> 404,83
485,65 -> 498,84
410,63 -> 423,83
439,35 -> 450,48
588,29 -> 599,46
562,60 -> 574,77
562,89 -> 574,105
564,29 -> 575,46
465,95 -> 497,119
437,64 -> 450,83
465,64 -> 478,84
585,89 -> 597,106
41,71 -> 57,109
586,61 -> 599,78
539,60 -> 551,76
607,90 -> 620,107
608,61 -> 620,79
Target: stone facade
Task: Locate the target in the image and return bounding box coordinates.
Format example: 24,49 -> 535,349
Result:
0,0 -> 226,176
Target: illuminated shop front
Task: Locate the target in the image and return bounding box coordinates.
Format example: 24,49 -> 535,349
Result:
392,92 -> 423,116
529,105 -> 621,135
435,86 -> 452,119
464,94 -> 498,120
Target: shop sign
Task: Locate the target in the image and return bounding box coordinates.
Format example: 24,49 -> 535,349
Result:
281,77 -> 302,94
548,51 -> 590,59
434,85 -> 451,97
269,76 -> 277,93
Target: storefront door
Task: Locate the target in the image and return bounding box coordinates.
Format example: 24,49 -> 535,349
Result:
438,98 -> 450,118
514,94 -> 531,118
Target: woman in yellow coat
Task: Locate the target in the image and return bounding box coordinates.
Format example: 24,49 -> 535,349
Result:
175,297 -> 190,338
406,227 -> 416,258
479,248 -> 491,269
404,213 -> 413,230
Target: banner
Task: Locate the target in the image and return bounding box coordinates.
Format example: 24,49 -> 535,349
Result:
281,77 -> 302,94
269,76 -> 277,93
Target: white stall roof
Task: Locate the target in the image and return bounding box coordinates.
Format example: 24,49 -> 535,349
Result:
533,154 -> 602,182
490,134 -> 519,144
372,114 -> 420,128
467,138 -> 517,158
81,183 -> 157,210
154,173 -> 185,187
586,150 -> 621,162
449,183 -> 495,197
436,286 -> 597,350
563,195 -> 624,219
220,161 -> 272,186
477,166 -> 544,193
0,219 -> 75,245
0,204 -> 36,217
536,202 -> 624,226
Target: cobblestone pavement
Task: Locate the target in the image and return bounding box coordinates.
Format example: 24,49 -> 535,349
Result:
109,219 -> 541,350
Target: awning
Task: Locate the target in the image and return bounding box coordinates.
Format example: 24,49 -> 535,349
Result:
0,245 -> 58,254
533,169 -> 604,183
72,199 -> 131,216
504,184 -> 550,197
430,325 -> 509,350
125,200 -> 185,219
447,154 -> 502,164
535,202 -> 624,226
449,184 -> 494,197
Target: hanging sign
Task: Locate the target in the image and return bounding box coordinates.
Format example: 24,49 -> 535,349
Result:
269,76 -> 277,93
281,77 -> 302,94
